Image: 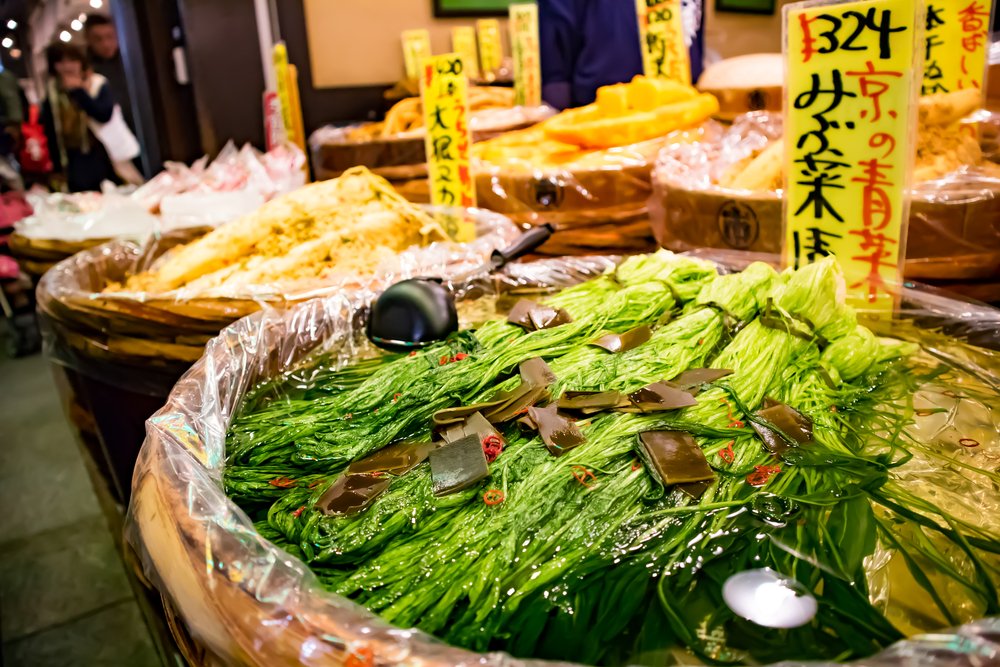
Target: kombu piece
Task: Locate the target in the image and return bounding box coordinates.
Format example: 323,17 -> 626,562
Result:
668,368 -> 734,395
519,357 -> 556,386
315,474 -> 392,516
752,402 -> 814,455
591,325 -> 652,354
507,299 -> 573,332
639,430 -> 715,486
677,479 -> 713,500
440,412 -> 504,449
626,382 -> 699,413
433,357 -> 556,426
347,440 -> 436,476
429,433 -> 490,496
557,390 -> 630,412
526,404 -> 585,456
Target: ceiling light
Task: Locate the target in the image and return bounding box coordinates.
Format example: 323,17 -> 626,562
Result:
59,30 -> 71,42
1,38 -> 12,48
71,19 -> 83,30
9,48 -> 20,58
79,13 -> 87,23
90,0 -> 103,8
6,20 -> 16,29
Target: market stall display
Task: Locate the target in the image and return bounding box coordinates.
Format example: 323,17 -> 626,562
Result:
310,88 -> 551,187
696,54 -> 785,121
652,90 -> 1000,300
38,166 -> 520,506
9,142 -> 306,281
475,76 -> 719,254
127,249 -> 1000,666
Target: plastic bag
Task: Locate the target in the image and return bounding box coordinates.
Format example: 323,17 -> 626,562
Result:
651,112 -> 1000,286
125,249 -> 999,667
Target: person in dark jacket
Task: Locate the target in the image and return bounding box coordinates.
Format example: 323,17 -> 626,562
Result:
41,43 -> 119,192
85,13 -> 134,133
539,0 -> 705,110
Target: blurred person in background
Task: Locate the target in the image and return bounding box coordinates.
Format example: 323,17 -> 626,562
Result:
539,0 -> 705,110
84,13 -> 134,133
41,43 -> 120,191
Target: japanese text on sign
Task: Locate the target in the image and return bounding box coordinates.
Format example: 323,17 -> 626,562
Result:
402,29 -> 432,80
636,0 -> 690,84
477,19 -> 503,75
923,0 -> 990,94
509,4 -> 542,107
421,54 -> 477,242
784,0 -> 920,313
452,26 -> 481,80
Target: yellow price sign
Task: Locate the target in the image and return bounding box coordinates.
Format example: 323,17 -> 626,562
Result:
452,26 -> 481,80
636,0 -> 690,84
783,0 -> 921,314
923,0 -> 990,95
421,53 -> 477,242
509,4 -> 542,107
477,18 -> 503,76
402,29 -> 432,80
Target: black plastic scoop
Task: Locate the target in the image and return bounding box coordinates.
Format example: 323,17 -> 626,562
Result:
367,224 -> 554,351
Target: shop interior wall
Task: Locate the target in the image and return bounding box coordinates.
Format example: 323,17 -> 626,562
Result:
704,2 -> 787,60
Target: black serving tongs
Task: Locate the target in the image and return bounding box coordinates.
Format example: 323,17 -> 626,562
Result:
366,224 -> 554,351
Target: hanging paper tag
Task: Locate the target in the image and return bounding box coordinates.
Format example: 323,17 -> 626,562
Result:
402,29 -> 432,80
636,0 -> 690,84
421,53 -> 477,242
477,19 -> 503,76
922,0 -> 991,95
509,4 -> 542,107
783,0 -> 921,315
451,26 -> 481,81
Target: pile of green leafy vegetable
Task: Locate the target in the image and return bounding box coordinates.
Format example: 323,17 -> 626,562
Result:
224,251 -> 1000,666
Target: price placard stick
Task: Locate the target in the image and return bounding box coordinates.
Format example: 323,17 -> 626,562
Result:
635,0 -> 690,84
477,19 -> 503,77
783,0 -> 922,315
452,26 -> 481,80
421,53 -> 477,242
922,0 -> 991,95
402,29 -> 432,80
509,4 -> 542,107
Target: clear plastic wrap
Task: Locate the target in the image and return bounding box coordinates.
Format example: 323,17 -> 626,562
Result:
126,249 -> 999,667
36,206 -> 521,397
651,112 -> 1000,290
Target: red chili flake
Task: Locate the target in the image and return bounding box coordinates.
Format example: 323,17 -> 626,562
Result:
308,479 -> 324,488
829,406 -> 839,413
370,471 -> 384,477
483,489 -> 505,505
959,438 -> 980,448
268,476 -> 296,489
631,458 -> 642,471
393,393 -> 402,402
345,646 -> 374,667
719,441 -> 735,463
482,434 -> 504,462
373,408 -> 379,414
729,420 -> 745,429
291,506 -> 305,518
409,351 -> 418,357
571,465 -> 597,488
344,413 -> 353,420
746,465 -> 781,487
698,338 -> 705,346
439,355 -> 449,366
452,353 -> 469,361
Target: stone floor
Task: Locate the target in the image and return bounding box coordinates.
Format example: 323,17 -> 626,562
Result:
0,352 -> 162,666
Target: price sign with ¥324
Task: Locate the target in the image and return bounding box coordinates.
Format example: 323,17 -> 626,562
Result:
783,0 -> 921,315
421,54 -> 477,242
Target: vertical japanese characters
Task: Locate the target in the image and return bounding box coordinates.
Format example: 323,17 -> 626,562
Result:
477,19 -> 504,77
923,0 -> 990,94
452,26 -> 481,81
636,0 -> 690,84
421,54 -> 477,242
784,0 -> 919,311
402,29 -> 433,81
509,4 -> 542,107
